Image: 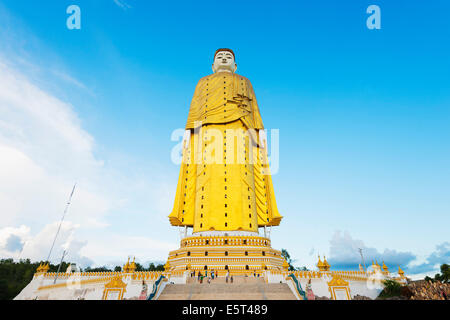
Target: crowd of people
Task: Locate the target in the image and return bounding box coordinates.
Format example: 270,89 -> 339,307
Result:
189,270 -> 261,284
190,269 -> 232,283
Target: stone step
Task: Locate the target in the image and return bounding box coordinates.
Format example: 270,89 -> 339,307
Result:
158,282 -> 297,300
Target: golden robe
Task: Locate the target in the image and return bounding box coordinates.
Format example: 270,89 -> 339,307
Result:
169,71 -> 282,233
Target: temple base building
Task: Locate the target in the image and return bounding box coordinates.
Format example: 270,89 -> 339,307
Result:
15,49 -> 408,300
15,258 -> 408,300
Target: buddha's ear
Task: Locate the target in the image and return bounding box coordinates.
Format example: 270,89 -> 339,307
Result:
212,64 -> 216,73
234,64 -> 238,72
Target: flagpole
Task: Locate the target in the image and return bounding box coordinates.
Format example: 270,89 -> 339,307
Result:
46,184 -> 76,263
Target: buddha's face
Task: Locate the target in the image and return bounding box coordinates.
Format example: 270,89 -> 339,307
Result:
212,50 -> 237,73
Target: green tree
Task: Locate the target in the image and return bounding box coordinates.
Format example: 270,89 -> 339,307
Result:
84,266 -> 112,272
135,263 -> 145,272
424,264 -> 449,283
147,263 -> 165,271
155,264 -> 165,271
281,249 -> 295,271
0,259 -> 79,300
114,266 -> 122,272
0,279 -> 9,300
297,266 -> 309,271
434,264 -> 449,283
379,279 -> 402,298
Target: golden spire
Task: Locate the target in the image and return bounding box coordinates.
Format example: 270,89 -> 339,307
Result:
382,261 -> 388,272
323,256 -> 331,271
40,262 -> 49,273
123,257 -> 130,273
398,266 -> 405,277
317,255 -> 324,270
129,257 -> 136,272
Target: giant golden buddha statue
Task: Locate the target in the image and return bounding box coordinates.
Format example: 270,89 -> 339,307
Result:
169,48 -> 282,234
166,49 -> 285,275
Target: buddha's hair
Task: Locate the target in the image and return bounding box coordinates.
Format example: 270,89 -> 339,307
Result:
214,48 -> 235,60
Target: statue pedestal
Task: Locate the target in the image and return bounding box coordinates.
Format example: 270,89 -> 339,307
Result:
166,235 -> 285,276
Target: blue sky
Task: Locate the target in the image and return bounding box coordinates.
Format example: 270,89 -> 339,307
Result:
0,0 -> 448,278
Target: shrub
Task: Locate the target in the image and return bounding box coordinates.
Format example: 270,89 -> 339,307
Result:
379,279 -> 402,298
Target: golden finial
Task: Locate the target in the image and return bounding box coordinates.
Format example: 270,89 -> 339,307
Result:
123,257 -> 131,273
382,261 -> 388,272
398,266 -> 404,277
317,255 -> 324,270
323,256 -> 330,271
40,263 -> 49,273
129,257 -> 136,272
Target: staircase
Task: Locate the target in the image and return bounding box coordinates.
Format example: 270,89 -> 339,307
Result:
158,276 -> 296,300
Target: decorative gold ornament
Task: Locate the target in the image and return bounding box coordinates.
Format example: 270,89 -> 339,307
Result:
102,275 -> 127,300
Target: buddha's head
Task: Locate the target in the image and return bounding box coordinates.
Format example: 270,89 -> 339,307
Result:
212,48 -> 237,73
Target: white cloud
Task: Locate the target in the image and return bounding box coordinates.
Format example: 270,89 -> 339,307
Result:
0,60 -> 97,170
327,231 -> 416,271
0,57 -> 176,268
80,234 -> 176,268
406,242 -> 449,276
113,0 -> 132,10
0,60 -> 112,229
20,222 -> 92,265
50,69 -> 87,91
0,222 -> 93,267
0,221 -> 177,268
0,225 -> 29,256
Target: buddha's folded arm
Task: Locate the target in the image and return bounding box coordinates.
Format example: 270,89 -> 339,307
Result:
185,74 -> 264,131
